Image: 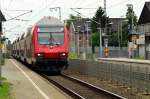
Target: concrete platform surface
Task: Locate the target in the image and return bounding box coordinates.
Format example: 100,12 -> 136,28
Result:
97,58 -> 150,64
2,59 -> 71,99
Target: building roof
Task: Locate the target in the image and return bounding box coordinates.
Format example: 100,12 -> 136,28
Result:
0,10 -> 6,21
109,18 -> 125,32
73,18 -> 91,32
138,2 -> 150,24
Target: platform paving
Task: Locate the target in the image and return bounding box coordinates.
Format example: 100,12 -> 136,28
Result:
97,57 -> 150,64
2,59 -> 71,99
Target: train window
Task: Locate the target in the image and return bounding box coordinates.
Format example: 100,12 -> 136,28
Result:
38,32 -> 64,45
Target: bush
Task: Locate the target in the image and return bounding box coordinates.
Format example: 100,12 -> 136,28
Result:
0,77 -> 11,99
68,52 -> 79,59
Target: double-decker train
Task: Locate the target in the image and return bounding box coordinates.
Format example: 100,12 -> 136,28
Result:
12,16 -> 69,73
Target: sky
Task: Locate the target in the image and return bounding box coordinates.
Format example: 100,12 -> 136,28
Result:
0,0 -> 149,42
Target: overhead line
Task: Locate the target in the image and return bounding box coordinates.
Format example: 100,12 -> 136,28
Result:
3,9 -> 32,12
70,8 -> 97,9
7,10 -> 32,21
6,0 -> 13,10
16,0 -> 57,36
107,0 -> 130,9
70,8 -> 100,25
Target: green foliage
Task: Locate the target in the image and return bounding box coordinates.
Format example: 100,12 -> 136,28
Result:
0,78 -> 11,99
120,6 -> 137,47
134,56 -> 145,60
92,32 -> 100,46
0,55 -> 5,65
66,14 -> 81,30
108,32 -> 119,46
126,7 -> 137,26
91,7 -> 109,33
90,7 -> 111,53
6,40 -> 12,50
108,6 -> 137,47
86,54 -> 96,61
68,52 -> 79,59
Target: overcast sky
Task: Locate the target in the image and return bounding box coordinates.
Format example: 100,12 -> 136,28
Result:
0,0 -> 149,41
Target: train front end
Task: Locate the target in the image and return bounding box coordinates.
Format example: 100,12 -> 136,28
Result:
33,17 -> 69,72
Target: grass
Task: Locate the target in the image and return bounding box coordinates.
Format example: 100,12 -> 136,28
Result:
0,77 -> 12,99
68,52 -> 79,59
0,53 -> 6,65
1,58 -> 5,65
69,52 -> 96,61
134,56 -> 145,60
86,54 -> 96,61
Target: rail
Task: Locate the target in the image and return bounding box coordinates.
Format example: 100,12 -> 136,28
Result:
41,73 -> 126,99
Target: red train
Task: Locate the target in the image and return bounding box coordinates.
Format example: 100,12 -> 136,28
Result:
12,16 -> 69,73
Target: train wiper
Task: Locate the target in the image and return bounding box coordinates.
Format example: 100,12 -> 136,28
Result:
48,33 -> 55,46
54,42 -> 60,46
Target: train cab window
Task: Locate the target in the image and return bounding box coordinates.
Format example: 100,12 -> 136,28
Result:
38,27 -> 64,45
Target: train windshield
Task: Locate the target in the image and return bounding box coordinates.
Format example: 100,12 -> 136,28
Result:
38,27 -> 64,45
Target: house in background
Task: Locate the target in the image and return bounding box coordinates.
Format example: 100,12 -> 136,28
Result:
69,18 -> 92,54
137,2 -> 150,59
109,18 -> 125,33
68,17 -> 128,58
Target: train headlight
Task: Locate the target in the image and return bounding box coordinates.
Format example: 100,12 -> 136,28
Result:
60,52 -> 66,57
36,53 -> 43,57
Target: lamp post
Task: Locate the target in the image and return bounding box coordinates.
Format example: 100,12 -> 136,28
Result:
86,21 -> 91,54
77,26 -> 81,55
126,4 -> 134,58
126,4 -> 133,34
120,16 -> 128,47
99,27 -> 102,57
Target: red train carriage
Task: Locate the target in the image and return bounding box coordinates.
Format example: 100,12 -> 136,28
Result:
12,16 -> 69,73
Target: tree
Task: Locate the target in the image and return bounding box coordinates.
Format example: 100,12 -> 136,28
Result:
121,6 -> 137,46
126,6 -> 137,28
90,7 -> 110,53
66,14 -> 81,30
108,6 -> 137,47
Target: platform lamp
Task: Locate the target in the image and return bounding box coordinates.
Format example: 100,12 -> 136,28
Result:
0,10 -> 6,86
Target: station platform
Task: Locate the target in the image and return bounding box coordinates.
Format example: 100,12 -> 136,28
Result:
2,59 -> 71,99
97,57 -> 150,64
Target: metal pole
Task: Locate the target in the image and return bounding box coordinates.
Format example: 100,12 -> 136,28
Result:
83,26 -> 86,59
118,23 -> 120,57
131,6 -> 133,34
78,31 -> 79,55
131,5 -> 134,58
0,22 -> 1,85
99,28 -> 102,57
120,19 -> 122,48
77,26 -> 80,55
86,22 -> 89,54
58,7 -> 61,21
104,0 -> 107,36
0,39 -> 1,86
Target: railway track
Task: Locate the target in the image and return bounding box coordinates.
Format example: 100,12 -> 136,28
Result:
42,74 -> 126,99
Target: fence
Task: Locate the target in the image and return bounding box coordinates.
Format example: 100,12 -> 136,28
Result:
75,47 -> 128,58
69,59 -> 150,95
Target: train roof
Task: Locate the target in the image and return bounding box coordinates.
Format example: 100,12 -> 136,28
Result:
36,16 -> 63,27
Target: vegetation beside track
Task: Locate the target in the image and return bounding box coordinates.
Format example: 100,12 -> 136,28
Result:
69,52 -> 96,61
68,52 -> 79,59
0,77 -> 12,99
